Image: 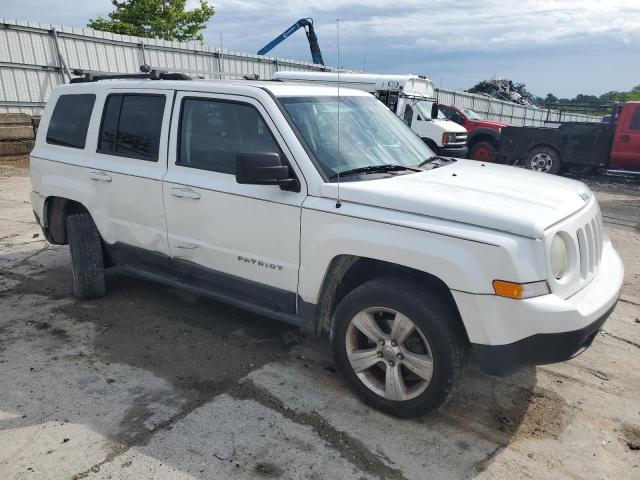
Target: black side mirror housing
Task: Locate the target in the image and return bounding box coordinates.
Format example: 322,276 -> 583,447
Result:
236,152 -> 299,191
431,102 -> 439,119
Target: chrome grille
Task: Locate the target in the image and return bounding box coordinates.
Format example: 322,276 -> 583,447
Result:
576,210 -> 603,280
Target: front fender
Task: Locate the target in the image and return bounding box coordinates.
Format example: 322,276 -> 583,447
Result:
299,197 -> 545,304
468,128 -> 500,145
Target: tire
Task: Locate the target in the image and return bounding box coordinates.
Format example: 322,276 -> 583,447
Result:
67,213 -> 106,299
524,146 -> 562,174
331,277 -> 466,417
564,164 -> 595,177
469,141 -> 496,162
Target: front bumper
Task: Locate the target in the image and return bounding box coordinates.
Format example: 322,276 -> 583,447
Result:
437,144 -> 468,158
453,238 -> 623,376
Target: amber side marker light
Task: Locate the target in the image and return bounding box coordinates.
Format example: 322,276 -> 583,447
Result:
493,280 -> 550,300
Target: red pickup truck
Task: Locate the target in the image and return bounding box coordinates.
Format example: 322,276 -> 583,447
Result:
498,101 -> 640,175
439,105 -> 507,162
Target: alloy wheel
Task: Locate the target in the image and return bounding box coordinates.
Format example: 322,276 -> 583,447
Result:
345,307 -> 434,401
530,152 -> 553,172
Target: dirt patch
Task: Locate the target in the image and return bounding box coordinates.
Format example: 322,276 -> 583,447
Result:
508,388 -> 570,441
254,462 -> 285,477
620,423 -> 640,451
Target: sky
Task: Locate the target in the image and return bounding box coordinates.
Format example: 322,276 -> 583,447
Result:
2,0 -> 640,98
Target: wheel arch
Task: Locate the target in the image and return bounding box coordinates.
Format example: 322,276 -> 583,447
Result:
421,138 -> 439,152
43,196 -> 90,245
467,129 -> 500,147
314,255 -> 468,343
527,142 -> 561,159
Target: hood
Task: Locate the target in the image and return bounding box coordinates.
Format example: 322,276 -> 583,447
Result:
432,118 -> 467,133
474,120 -> 507,129
320,160 -> 591,238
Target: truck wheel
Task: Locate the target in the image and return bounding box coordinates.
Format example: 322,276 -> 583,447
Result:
331,277 -> 465,417
67,213 -> 106,299
469,141 -> 496,162
524,146 -> 561,174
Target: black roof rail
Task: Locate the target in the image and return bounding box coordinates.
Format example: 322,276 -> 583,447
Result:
70,65 -> 192,83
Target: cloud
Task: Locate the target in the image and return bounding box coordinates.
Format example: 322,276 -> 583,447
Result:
2,0 -> 639,96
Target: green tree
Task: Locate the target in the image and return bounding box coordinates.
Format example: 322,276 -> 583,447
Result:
613,84 -> 640,102
544,93 -> 558,104
88,0 -> 215,42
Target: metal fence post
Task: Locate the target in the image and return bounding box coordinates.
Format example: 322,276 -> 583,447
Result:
138,42 -> 147,68
51,27 -> 71,83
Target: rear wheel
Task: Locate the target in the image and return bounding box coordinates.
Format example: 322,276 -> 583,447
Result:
469,141 -> 496,162
67,213 -> 106,299
331,277 -> 466,417
524,146 -> 562,174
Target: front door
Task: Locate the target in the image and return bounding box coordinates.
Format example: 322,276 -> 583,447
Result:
162,91 -> 306,314
610,104 -> 640,170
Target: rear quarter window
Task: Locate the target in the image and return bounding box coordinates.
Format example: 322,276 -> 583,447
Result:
46,94 -> 96,149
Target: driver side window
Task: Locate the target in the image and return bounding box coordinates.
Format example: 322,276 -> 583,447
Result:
177,98 -> 282,174
451,110 -> 465,125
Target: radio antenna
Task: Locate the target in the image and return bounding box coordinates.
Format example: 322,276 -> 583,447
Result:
335,18 -> 342,209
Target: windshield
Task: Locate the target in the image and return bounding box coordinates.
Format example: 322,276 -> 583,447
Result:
279,96 -> 436,180
463,108 -> 484,120
414,99 -> 446,120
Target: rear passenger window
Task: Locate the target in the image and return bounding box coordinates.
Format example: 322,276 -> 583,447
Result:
98,94 -> 165,161
177,98 -> 282,174
630,107 -> 640,131
46,94 -> 95,149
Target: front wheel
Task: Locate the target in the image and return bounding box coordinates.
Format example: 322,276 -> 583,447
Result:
331,277 -> 466,417
469,141 -> 496,162
524,146 -> 562,174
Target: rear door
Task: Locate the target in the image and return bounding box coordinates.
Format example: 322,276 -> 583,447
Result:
610,104 -> 640,169
162,91 -> 306,313
86,89 -> 172,255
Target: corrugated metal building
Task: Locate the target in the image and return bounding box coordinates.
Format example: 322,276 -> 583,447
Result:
0,18 -> 598,126
0,18 -> 328,115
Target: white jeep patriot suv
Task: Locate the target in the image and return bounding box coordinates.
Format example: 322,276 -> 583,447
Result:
29,71 -> 624,417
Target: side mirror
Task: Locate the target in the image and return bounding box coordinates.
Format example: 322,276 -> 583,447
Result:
236,152 -> 298,190
431,102 -> 439,119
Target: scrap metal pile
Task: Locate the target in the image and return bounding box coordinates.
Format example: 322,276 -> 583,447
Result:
466,79 -> 541,107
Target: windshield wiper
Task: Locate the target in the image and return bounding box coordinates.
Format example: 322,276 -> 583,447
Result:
330,164 -> 420,180
418,156 -> 454,168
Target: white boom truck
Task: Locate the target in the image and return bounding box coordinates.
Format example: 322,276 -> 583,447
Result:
273,71 -> 468,158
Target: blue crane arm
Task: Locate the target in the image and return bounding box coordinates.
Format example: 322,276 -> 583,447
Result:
257,18 -> 325,66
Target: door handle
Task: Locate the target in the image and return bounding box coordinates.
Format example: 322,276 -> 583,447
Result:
170,186 -> 201,199
621,134 -> 630,143
89,171 -> 112,182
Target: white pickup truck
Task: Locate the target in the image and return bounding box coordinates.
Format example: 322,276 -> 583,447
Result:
29,74 -> 623,417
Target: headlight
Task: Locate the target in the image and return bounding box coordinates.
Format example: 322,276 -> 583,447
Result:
442,132 -> 457,144
550,233 -> 569,279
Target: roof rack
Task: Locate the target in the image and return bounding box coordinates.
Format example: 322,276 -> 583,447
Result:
70,65 -> 192,83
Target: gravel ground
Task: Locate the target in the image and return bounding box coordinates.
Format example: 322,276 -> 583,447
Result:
0,163 -> 639,480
